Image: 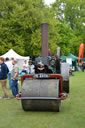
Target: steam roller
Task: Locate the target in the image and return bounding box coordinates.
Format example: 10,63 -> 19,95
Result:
20,23 -> 69,112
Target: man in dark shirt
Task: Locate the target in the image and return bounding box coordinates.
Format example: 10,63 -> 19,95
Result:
0,57 -> 9,98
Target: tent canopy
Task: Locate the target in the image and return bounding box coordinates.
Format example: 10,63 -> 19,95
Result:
68,53 -> 78,60
1,49 -> 30,70
60,56 -> 67,61
61,53 -> 78,62
1,49 -> 29,60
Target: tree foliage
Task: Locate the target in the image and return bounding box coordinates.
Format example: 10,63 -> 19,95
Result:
0,0 -> 85,57
0,0 -> 60,56
52,0 -> 85,55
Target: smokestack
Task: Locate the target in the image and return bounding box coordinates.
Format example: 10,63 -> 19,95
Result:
41,23 -> 48,57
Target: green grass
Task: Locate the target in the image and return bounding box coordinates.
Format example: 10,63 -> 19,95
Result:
0,71 -> 85,128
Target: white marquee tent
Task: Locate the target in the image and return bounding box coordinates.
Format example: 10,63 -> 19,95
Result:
2,49 -> 29,59
1,49 -> 30,70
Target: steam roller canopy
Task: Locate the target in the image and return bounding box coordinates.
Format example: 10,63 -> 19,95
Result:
21,79 -> 61,111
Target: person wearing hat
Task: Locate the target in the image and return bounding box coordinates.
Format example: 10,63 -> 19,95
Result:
0,57 -> 9,99
11,59 -> 19,97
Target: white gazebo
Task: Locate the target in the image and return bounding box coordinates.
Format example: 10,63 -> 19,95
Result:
1,49 -> 30,70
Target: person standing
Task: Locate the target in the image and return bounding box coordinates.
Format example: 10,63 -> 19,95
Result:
11,59 -> 19,97
0,57 -> 9,98
28,59 -> 35,74
5,58 -> 14,89
23,60 -> 29,73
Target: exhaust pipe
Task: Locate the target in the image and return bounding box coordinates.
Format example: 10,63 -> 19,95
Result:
57,47 -> 61,58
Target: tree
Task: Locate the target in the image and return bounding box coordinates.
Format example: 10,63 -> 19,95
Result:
52,0 -> 85,56
1,0 -> 82,57
0,0 -> 62,57
52,0 -> 85,30
0,0 -> 45,56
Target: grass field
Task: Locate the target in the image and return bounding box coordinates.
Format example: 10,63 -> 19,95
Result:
0,71 -> 85,128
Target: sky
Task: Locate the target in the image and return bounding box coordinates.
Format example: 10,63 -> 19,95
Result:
44,0 -> 56,5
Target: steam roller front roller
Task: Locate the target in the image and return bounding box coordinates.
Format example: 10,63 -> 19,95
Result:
21,79 -> 61,112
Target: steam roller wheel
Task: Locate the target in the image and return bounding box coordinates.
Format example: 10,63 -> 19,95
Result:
21,79 -> 61,112
63,80 -> 69,93
61,63 -> 69,93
